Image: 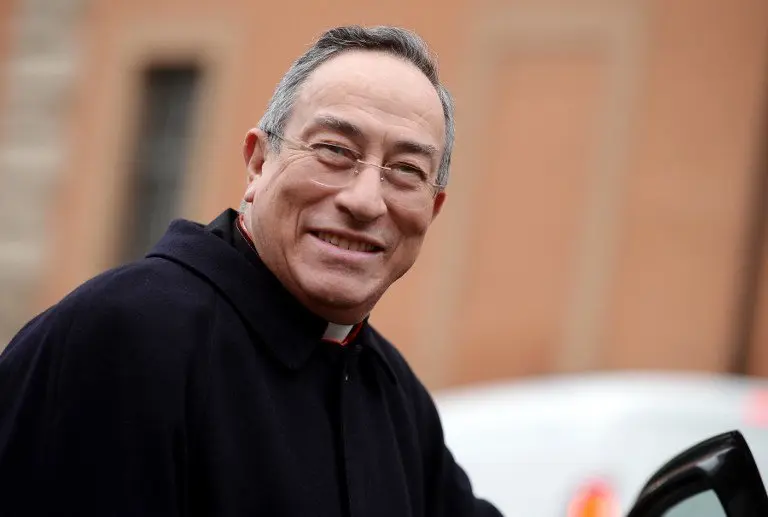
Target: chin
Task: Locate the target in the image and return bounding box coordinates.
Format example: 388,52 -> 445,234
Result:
297,273 -> 380,316
308,282 -> 370,308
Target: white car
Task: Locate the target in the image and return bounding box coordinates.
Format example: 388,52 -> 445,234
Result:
434,371 -> 768,516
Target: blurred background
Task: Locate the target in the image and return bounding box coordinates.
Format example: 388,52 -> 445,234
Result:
0,0 -> 766,392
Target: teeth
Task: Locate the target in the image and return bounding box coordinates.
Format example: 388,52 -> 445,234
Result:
316,232 -> 377,252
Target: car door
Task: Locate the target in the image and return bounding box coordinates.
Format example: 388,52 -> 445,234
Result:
627,431 -> 768,517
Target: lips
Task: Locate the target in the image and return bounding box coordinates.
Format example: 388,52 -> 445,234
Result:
313,231 -> 383,253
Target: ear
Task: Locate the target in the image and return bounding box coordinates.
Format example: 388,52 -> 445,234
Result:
243,128 -> 268,203
429,191 -> 447,222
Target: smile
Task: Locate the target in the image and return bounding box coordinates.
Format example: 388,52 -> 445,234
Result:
313,231 -> 383,253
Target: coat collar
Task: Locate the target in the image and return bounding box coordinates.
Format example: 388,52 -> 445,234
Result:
147,209 -> 397,383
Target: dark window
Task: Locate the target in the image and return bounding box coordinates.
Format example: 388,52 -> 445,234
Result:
120,65 -> 201,262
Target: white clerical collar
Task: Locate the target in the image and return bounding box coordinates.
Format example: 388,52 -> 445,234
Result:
323,322 -> 355,343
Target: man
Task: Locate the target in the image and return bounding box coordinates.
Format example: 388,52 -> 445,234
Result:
0,25 -> 502,516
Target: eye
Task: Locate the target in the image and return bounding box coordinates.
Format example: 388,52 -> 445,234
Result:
310,143 -> 358,165
390,163 -> 427,181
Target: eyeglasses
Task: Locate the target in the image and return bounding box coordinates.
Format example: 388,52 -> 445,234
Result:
264,130 -> 441,211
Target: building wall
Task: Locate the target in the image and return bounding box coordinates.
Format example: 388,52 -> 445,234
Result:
0,0 -> 18,116
0,0 -> 86,347
602,0 -> 768,374
0,0 -> 766,390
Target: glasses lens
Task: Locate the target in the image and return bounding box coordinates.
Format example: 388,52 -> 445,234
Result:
383,181 -> 435,211
307,160 -> 436,211
309,169 -> 355,188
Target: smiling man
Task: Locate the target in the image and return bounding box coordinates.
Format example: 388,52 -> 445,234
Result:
0,26 -> 502,517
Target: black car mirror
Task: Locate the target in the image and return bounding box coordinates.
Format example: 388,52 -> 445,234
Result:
627,430 -> 768,517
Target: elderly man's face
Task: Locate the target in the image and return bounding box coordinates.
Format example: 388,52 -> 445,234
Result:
242,50 -> 446,324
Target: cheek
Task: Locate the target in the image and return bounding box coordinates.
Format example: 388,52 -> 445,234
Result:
252,172 -> 328,239
388,212 -> 432,264
393,210 -> 433,244
254,169 -> 304,212
247,177 -> 294,246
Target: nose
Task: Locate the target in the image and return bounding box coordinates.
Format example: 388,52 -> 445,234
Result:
334,165 -> 388,222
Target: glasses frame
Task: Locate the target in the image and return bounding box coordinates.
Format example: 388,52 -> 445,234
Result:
263,129 -> 443,210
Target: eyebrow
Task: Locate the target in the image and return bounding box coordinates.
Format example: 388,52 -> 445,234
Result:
311,115 -> 364,139
391,140 -> 439,161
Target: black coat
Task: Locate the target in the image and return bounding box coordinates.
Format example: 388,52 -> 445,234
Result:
0,209 -> 502,517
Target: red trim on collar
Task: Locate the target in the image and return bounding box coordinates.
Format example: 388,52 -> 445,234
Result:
322,322 -> 364,347
236,213 -> 258,252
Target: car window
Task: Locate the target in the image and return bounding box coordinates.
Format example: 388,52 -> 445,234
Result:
663,490 -> 725,517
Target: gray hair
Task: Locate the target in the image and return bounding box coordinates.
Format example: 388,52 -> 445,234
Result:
257,25 -> 455,189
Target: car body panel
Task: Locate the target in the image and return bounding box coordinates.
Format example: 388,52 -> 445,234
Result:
433,371 -> 768,516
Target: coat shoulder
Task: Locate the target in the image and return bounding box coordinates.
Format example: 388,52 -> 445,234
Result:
4,256 -> 221,367
0,256 -> 219,438
56,256 -> 218,324
69,256 -> 214,306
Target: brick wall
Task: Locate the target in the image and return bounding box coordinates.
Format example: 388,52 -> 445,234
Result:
0,0 -> 87,345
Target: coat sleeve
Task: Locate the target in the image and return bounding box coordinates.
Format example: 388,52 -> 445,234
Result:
411,378 -> 504,517
0,287 -> 198,517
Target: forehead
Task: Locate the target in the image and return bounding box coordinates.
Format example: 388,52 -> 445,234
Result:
288,51 -> 445,149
